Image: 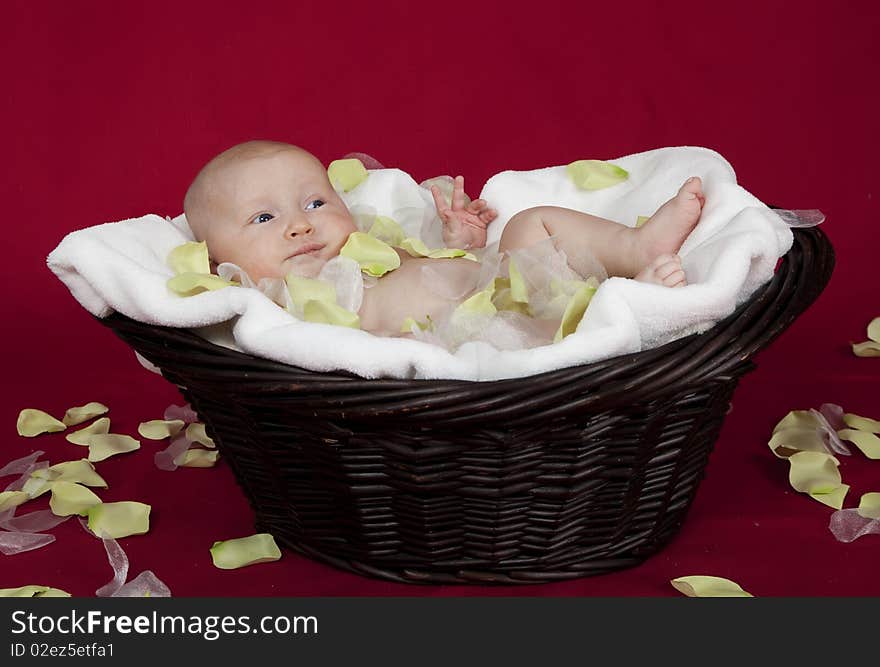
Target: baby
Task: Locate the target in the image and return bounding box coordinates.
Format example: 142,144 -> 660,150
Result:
183,141 -> 704,336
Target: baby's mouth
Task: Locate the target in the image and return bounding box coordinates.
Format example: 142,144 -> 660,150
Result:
288,242 -> 325,259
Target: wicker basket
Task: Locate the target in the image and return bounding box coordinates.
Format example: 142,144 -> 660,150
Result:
101,227 -> 833,584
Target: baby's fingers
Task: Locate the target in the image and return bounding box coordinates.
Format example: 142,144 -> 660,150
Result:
452,175 -> 467,210
430,185 -> 452,217
479,208 -> 498,223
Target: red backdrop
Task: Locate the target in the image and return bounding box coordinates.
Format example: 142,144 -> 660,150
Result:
2,0 -> 878,596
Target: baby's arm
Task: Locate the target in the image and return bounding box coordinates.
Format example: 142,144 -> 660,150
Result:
430,176 -> 498,249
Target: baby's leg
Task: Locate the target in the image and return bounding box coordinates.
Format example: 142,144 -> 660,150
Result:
498,177 -> 704,285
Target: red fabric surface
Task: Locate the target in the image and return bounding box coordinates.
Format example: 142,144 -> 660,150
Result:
3,0 -> 878,596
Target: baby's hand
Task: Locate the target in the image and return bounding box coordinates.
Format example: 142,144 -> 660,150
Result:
430,175 -> 498,249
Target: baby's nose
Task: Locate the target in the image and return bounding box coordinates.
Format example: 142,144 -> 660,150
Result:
286,216 -> 313,236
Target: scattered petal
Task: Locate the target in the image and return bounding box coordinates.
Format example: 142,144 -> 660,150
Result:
49,481 -> 102,517
4,461 -> 48,493
399,237 -> 476,261
788,451 -> 849,509
670,576 -> 753,597
167,272 -> 236,296
829,508 -> 880,543
554,279 -> 599,343
769,409 -> 850,458
566,159 -> 629,190
33,459 -> 107,488
367,215 -> 406,246
635,215 -> 650,228
66,417 -> 111,445
87,434 -> 140,463
167,240 -> 210,275
837,429 -> 880,459
164,403 -> 199,424
0,491 -> 30,512
819,403 -> 845,430
869,317 -> 880,342
62,402 -> 109,426
0,531 -> 55,555
858,492 -> 880,519
177,449 -> 220,468
773,209 -> 826,228
327,158 -> 368,192
508,259 -> 529,304
340,232 -> 401,277
22,475 -> 54,499
16,409 -> 65,437
96,536 -> 129,597
113,570 -> 171,598
0,509 -> 71,532
341,151 -> 384,170
210,533 -> 282,569
0,585 -> 69,597
138,419 -> 186,440
184,423 -> 215,449
87,501 -> 151,539
0,451 -> 45,477
285,275 -> 337,309
155,434 -> 192,472
851,340 -> 880,357
303,299 -> 361,328
842,413 -> 880,433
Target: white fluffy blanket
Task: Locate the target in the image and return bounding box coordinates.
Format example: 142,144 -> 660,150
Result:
47,146 -> 792,381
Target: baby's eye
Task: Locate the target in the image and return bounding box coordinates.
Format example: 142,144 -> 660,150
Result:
305,199 -> 325,210
252,213 -> 274,224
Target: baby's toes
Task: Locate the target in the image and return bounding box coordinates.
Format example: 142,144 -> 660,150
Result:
662,268 -> 687,287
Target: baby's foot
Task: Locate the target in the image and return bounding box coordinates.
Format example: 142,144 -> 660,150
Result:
634,253 -> 687,287
636,177 -> 704,268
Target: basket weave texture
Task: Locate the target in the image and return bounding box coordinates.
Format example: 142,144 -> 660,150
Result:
103,227 -> 833,584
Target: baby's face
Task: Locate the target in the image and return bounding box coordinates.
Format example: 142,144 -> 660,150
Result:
186,145 -> 358,281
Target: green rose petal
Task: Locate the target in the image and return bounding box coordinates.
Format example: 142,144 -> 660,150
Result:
87,434 -> 140,463
788,451 -> 849,508
66,417 -> 110,446
210,533 -> 282,570
62,402 -> 109,427
554,280 -> 599,343
566,160 -> 629,190
857,492 -> 880,519
852,341 -> 880,357
0,491 -> 30,512
177,449 -> 220,468
837,429 -> 880,459
17,409 -> 66,437
0,585 -> 71,598
185,423 -> 215,449
167,272 -> 236,296
328,158 -> 368,192
671,576 -> 753,598
368,216 -> 406,246
400,316 -> 432,333
87,501 -> 151,539
34,459 -> 107,488
868,317 -> 880,342
285,275 -> 337,309
400,237 -> 476,261
22,476 -> 54,499
636,215 -> 650,228
303,300 -> 361,329
508,259 -> 529,304
49,480 -> 102,517
453,286 -> 497,320
138,419 -> 186,440
340,232 -> 401,277
842,413 -> 880,433
167,241 -> 211,275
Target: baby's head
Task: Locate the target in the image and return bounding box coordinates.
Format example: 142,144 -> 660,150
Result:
184,140 -> 357,281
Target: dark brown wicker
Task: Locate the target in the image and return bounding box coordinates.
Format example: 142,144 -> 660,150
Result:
101,227 -> 833,584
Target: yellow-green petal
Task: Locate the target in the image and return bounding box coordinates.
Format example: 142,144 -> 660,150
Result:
327,158 -> 368,192
17,409 -> 66,437
168,241 -> 210,275
837,429 -> 880,459
368,216 -> 406,246
788,451 -> 849,509
210,533 -> 282,570
0,491 -> 30,512
399,237 -> 476,261
138,419 -> 185,440
303,300 -> 361,329
868,317 -> 880,342
285,275 -> 337,309
87,501 -> 151,539
0,585 -> 70,598
767,427 -> 828,459
66,417 -> 110,445
167,272 -> 236,296
566,160 -> 629,190
857,492 -> 880,519
34,459 -> 107,488
62,402 -> 109,427
553,281 -> 598,343
87,434 -> 140,463
852,341 -> 880,357
178,449 -> 220,468
185,423 -> 215,449
22,476 -> 54,499
49,480 -> 102,517
636,215 -> 650,228
671,576 -> 753,598
453,287 -> 497,320
400,316 -> 432,333
842,413 -> 880,433
339,232 -> 400,277
772,410 -> 818,434
508,259 -> 528,304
